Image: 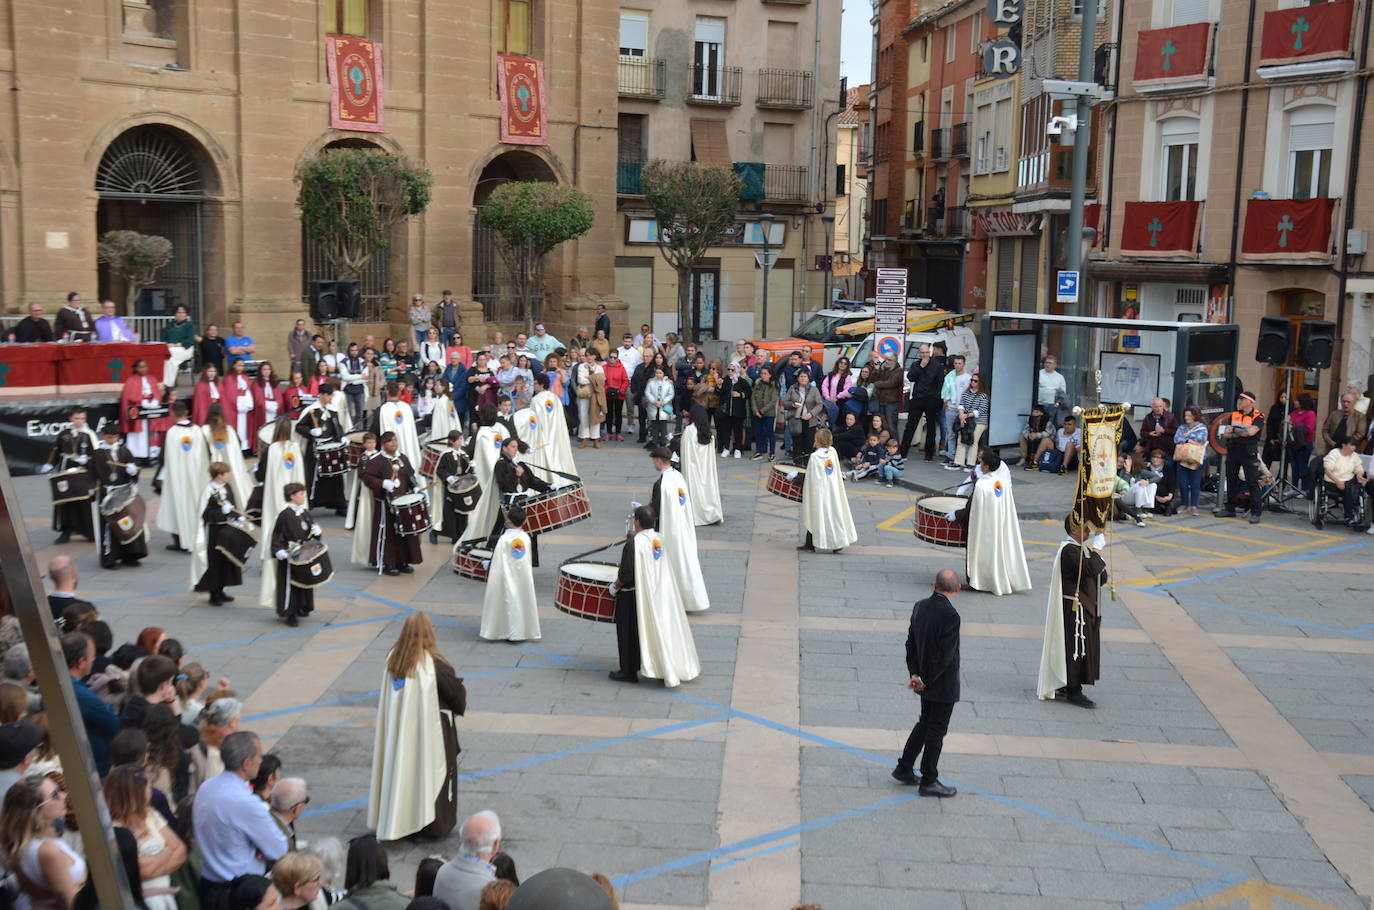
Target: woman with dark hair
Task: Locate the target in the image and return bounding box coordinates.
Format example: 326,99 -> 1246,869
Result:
103,765 -> 185,910
333,835 -> 408,909
1287,392 -> 1318,492
227,874 -> 279,910
253,361 -> 285,442
820,356 -> 855,426
750,365 -> 779,462
603,350 -> 630,441
678,405 -> 723,525
1172,405 -> 1210,516
833,410 -> 866,461
1,776 -> 87,907
1263,388 -> 1291,469
191,363 -> 224,425
379,338 -> 400,382
467,351 -> 499,417
251,753 -> 282,802
307,358 -> 332,397
490,852 -> 519,886
412,856 -> 443,898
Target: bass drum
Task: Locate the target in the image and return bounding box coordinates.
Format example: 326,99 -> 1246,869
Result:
99,486 -> 147,545
553,561 -> 618,623
288,539 -> 334,589
450,475 -> 482,514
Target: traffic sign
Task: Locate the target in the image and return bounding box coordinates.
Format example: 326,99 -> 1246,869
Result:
876,334 -> 905,365
1056,270 -> 1080,304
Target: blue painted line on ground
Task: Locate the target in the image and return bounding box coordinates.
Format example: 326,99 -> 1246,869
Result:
711,839 -> 800,871
1128,540 -> 1371,592
244,689 -> 380,723
1348,622 -> 1374,634
1130,873 -> 1249,910
1165,595 -> 1373,640
323,581 -> 419,614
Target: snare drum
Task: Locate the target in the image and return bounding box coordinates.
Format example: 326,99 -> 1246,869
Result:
344,430 -> 370,466
99,486 -> 147,544
554,561 -> 618,623
914,495 -> 968,548
288,539 -> 334,589
766,465 -> 806,502
449,475 -> 482,514
452,546 -> 492,581
314,441 -> 349,477
214,517 -> 259,567
420,441 -> 448,477
520,482 -> 591,534
389,492 -> 432,536
50,469 -> 94,505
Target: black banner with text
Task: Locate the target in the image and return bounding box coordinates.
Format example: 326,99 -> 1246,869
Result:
0,400 -> 120,475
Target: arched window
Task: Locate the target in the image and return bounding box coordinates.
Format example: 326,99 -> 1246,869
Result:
1286,104 -> 1334,199
1160,116 -> 1199,201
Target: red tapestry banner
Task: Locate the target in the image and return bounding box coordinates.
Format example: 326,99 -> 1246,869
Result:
1241,198 -> 1337,261
497,54 -> 549,146
1259,1 -> 1354,67
328,36 -> 385,133
1120,201 -> 1201,258
1133,23 -> 1212,87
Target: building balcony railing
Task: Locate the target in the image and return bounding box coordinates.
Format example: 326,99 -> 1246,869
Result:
927,205 -> 969,238
618,57 -> 666,99
756,68 -> 813,109
689,64 -> 743,105
617,162 -> 645,196
764,164 -> 809,202
950,123 -> 969,158
930,128 -> 948,161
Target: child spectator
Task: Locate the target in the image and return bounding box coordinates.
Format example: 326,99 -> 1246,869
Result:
877,438 -> 905,487
847,433 -> 884,481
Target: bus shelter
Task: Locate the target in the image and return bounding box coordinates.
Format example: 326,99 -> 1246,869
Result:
979,312 -> 1240,449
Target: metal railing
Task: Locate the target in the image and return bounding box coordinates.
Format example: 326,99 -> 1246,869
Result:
689,64 -> 743,105
951,123 -> 969,158
756,68 -> 813,108
617,162 -> 645,195
618,57 -> 666,99
764,165 -> 809,202
931,128 -> 949,160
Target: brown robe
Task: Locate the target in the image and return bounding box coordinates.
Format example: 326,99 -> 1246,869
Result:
1059,542 -> 1107,687
362,452 -> 424,568
419,656 -> 466,838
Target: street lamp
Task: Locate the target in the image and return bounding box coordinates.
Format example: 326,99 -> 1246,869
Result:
821,214 -> 836,307
759,213 -> 775,337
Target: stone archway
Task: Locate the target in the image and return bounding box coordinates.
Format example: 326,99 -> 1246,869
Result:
471,150 -> 559,322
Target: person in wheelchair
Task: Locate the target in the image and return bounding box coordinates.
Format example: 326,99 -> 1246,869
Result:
1320,438 -> 1369,529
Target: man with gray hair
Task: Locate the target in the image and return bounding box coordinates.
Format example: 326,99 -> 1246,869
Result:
269,777 -> 309,852
193,730 -> 288,910
433,809 -> 503,910
4,644 -> 41,714
1346,379 -> 1369,415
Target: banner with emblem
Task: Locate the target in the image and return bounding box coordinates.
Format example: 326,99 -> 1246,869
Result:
1072,403 -> 1125,532
1133,23 -> 1212,87
327,36 -> 385,133
1240,198 -> 1337,262
497,54 -> 549,146
1259,1 -> 1354,67
1120,201 -> 1203,258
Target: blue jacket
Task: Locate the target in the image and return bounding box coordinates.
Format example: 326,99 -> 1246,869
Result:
442,364 -> 470,415
71,677 -> 120,774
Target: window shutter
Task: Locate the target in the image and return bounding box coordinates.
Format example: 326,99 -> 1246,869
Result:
1170,0 -> 1211,25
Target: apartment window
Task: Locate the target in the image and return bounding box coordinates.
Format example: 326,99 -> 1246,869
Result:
1160,118 -> 1199,201
619,11 -> 648,56
921,36 -> 929,62
1070,0 -> 1108,19
1169,0 -> 1211,25
836,164 -> 847,196
945,27 -> 957,63
975,132 -> 990,173
326,0 -> 369,35
1288,105 -> 1334,199
694,16 -> 726,98
970,11 -> 983,52
500,0 -> 531,54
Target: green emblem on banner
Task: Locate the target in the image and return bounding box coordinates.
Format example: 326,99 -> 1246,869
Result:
1276,215 -> 1295,249
107,357 -> 125,381
1161,39 -> 1177,71
1147,217 -> 1164,247
1292,16 -> 1309,51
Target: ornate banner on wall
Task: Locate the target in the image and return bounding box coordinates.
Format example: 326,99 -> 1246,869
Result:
1133,23 -> 1212,88
497,54 -> 549,146
327,36 -> 386,133
1120,201 -> 1203,258
1240,198 -> 1337,261
1259,1 -> 1354,67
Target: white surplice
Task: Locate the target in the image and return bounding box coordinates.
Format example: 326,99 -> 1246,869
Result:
966,474 -> 1032,596
679,427 -> 723,526
157,421 -> 209,549
479,528 -> 541,641
633,530 -> 701,688
349,451 -> 380,566
368,653 -> 446,841
800,446 -> 858,551
528,390 -> 579,486
655,467 -> 709,612
460,425 -> 506,546
378,401 -> 421,468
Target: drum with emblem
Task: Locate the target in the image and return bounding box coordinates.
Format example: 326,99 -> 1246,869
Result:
215,517 -> 259,567
49,469 -> 94,505
449,474 -> 482,513
288,539 -> 334,589
99,486 -> 147,545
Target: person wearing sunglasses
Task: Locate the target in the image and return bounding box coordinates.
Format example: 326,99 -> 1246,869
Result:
1,776 -> 87,907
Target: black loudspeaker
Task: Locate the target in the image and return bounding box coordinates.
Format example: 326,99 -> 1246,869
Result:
309,280 -> 361,321
1255,316 -> 1293,365
1298,320 -> 1336,370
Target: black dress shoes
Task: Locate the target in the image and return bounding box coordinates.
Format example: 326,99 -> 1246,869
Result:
1065,690 -> 1096,709
919,780 -> 957,798
383,567 -> 400,576
399,565 -> 414,574
608,670 -> 638,683
797,543 -> 816,551
891,767 -> 918,785
54,532 -> 71,545
208,595 -> 224,606
220,593 -> 235,603
285,615 -> 299,627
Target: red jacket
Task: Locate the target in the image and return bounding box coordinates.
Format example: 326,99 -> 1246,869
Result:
603,360 -> 629,397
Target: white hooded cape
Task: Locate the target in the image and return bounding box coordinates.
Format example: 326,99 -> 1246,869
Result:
349,452 -> 380,566
460,425 -> 505,545
202,426 -> 252,509
655,467 -> 709,612
529,391 -> 578,484
257,441 -> 307,607
378,401 -> 421,469
1036,541 -> 1073,700
479,528 -> 541,641
801,447 -> 858,551
327,393 -> 353,434
158,422 -> 209,548
679,428 -> 723,526
426,396 -> 461,446
633,530 -> 701,688
966,474 -> 1032,596
368,653 -> 446,841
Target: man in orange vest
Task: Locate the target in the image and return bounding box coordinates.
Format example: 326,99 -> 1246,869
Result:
1220,390 -> 1266,524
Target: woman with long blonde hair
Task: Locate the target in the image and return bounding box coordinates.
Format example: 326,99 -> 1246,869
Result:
367,614 -> 466,842
103,765 -> 186,910
1,776 -> 87,908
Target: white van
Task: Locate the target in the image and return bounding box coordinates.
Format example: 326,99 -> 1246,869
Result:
848,323 -> 980,396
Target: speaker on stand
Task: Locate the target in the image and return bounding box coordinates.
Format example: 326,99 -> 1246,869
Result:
1255,316 -> 1293,365
1297,320 -> 1336,370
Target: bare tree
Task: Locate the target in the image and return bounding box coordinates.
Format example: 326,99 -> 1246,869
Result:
96,231 -> 174,312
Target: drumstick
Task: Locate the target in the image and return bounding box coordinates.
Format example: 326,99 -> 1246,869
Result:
520,460 -> 581,483
563,538 -> 625,564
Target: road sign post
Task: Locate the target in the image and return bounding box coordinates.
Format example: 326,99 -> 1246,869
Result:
874,268 -> 908,365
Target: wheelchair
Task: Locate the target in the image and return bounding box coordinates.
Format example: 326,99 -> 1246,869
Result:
1310,477 -> 1369,530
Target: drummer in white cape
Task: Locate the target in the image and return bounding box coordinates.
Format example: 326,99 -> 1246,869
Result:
479,505 -> 540,642
92,425 -> 148,569
675,406 -> 723,526
608,505 -> 700,687
192,462 -> 244,606
950,450 -> 1031,595
459,414 -> 507,551
798,428 -> 859,553
529,372 -> 578,482
270,482 -> 324,627
295,385 -> 348,514
1037,515 -> 1109,709
347,432 -> 381,567
647,447 -> 709,612
157,400 -> 208,552
486,436 -> 550,566
376,381 -> 423,469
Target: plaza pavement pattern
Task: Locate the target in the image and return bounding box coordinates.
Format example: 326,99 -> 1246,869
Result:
9,446 -> 1374,909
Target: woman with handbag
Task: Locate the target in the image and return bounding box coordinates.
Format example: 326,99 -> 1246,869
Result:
604,350 -> 630,441
1173,406 -> 1210,516
574,348 -> 606,448
951,373 -> 989,470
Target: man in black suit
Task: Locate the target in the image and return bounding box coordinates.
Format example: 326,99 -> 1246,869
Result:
892,568 -> 962,797
46,555 -> 98,628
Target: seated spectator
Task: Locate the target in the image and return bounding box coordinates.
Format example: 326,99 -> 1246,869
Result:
252,753 -> 282,803
479,880 -> 516,910
412,856 -> 444,898
434,810 -> 502,910
1323,439 -> 1368,528
832,411 -> 865,461
269,777 -> 308,852
104,764 -> 187,910
1110,460 -> 1147,528
306,837 -> 346,907
1019,404 -> 1053,469
1146,450 -> 1177,515
0,721 -> 45,798
62,632 -> 120,774
271,850 -> 326,910
333,834 -> 409,910
193,731 -> 289,910
1119,452 -> 1160,513
846,434 -> 884,482
47,555 -> 96,626
877,438 -> 905,488
1033,414 -> 1081,474
490,852 -> 519,886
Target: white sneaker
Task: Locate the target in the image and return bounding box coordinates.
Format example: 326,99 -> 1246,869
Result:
733,450 -> 741,458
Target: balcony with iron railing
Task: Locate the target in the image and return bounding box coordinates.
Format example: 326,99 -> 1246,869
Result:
689,63 -> 743,105
927,205 -> 969,238
617,161 -> 645,195
756,68 -> 813,109
930,127 -> 948,161
618,57 -> 666,100
764,165 -> 809,202
950,123 -> 969,158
